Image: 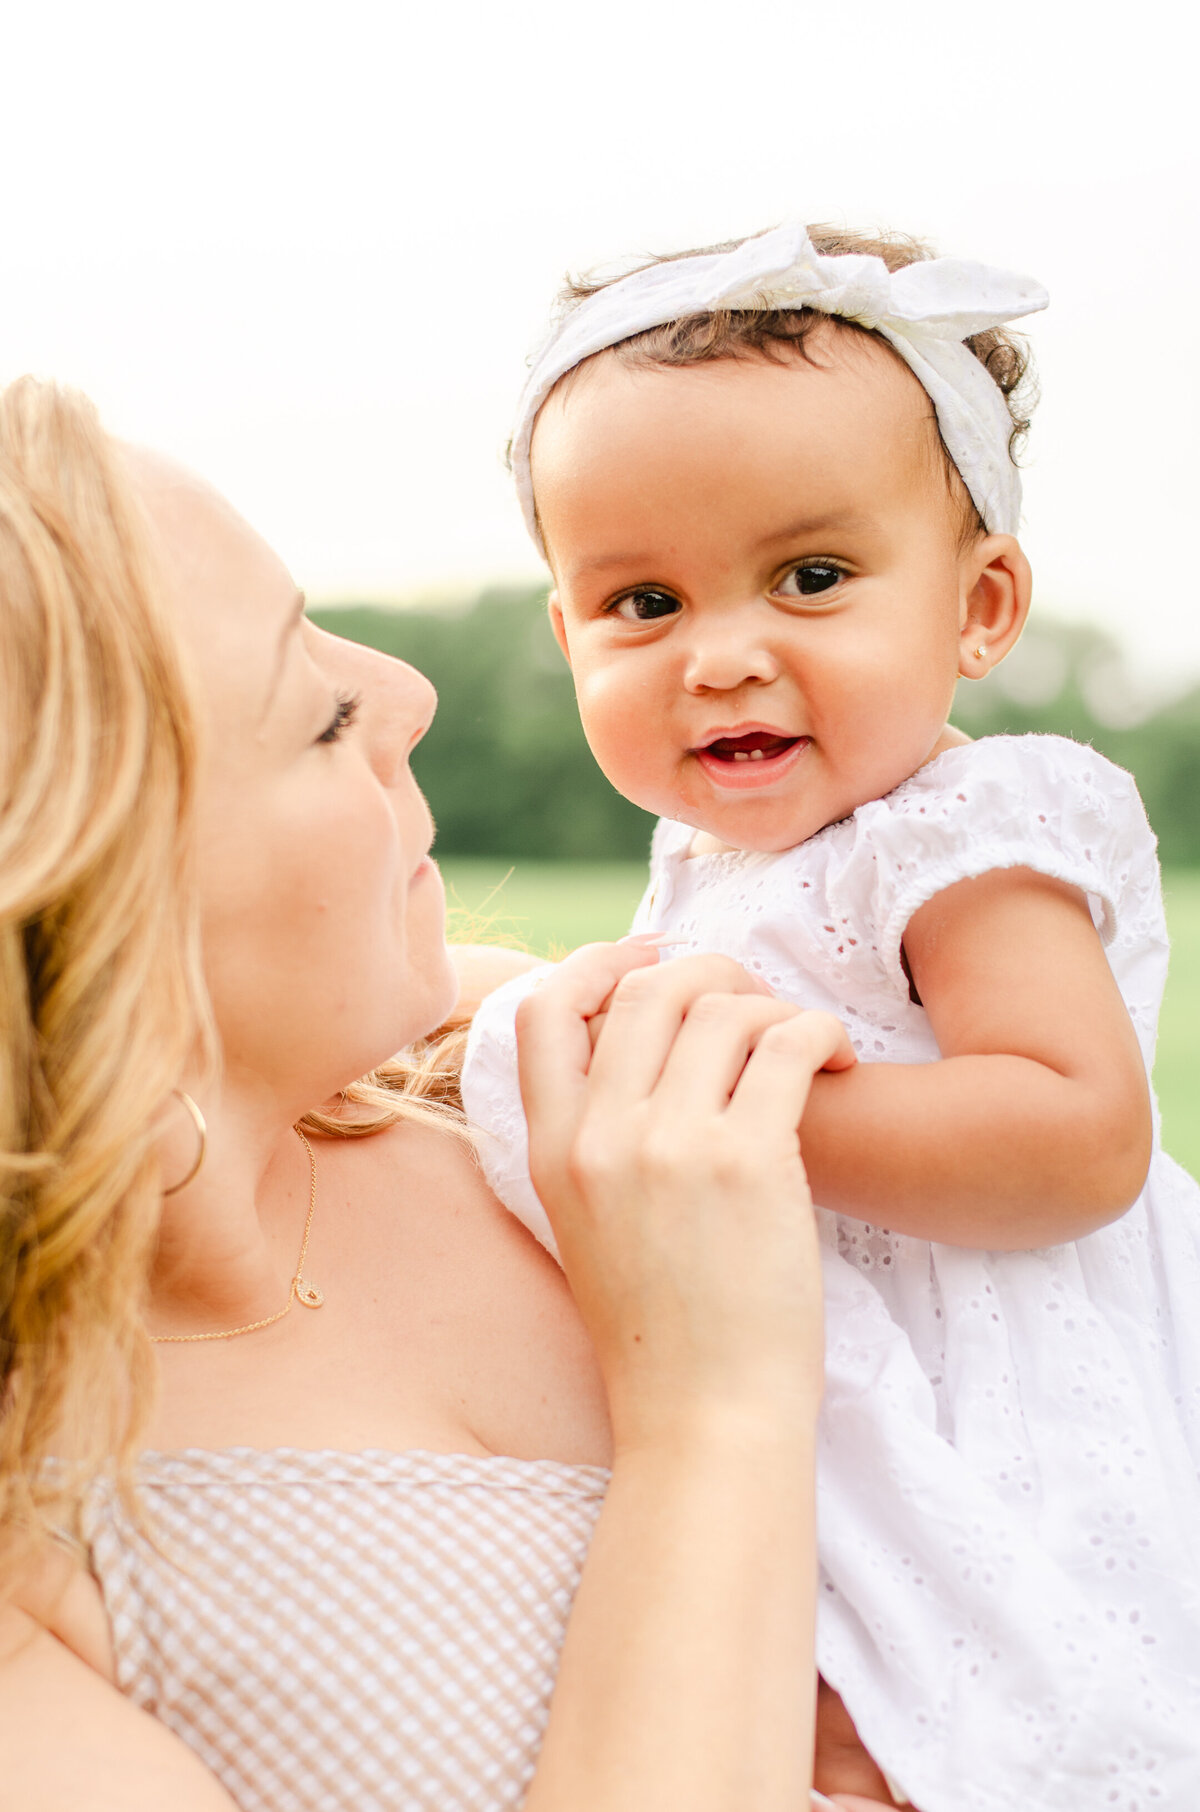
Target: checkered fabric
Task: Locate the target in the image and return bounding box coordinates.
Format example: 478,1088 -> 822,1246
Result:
87,1447 -> 609,1811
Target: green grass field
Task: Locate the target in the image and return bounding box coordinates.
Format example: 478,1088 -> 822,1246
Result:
1159,872 -> 1200,1177
441,857 -> 1200,1181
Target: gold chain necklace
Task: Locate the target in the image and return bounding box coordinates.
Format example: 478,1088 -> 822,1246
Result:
151,1127 -> 324,1343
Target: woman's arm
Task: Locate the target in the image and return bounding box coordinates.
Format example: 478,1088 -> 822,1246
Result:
529,1429 -> 817,1812
513,943 -> 853,1812
799,866 -> 1153,1248
0,1604 -> 238,1812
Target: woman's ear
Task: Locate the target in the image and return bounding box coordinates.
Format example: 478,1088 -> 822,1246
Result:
548,593 -> 572,667
957,535 -> 1032,681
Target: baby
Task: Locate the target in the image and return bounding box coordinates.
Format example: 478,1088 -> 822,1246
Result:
462,222 -> 1200,1811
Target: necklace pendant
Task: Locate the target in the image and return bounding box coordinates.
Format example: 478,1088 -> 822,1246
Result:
294,1277 -> 324,1309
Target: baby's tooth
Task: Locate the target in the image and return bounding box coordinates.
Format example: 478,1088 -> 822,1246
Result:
733,750 -> 749,762
749,748 -> 764,760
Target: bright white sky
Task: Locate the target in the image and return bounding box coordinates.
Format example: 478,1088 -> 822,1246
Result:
2,0 -> 1197,684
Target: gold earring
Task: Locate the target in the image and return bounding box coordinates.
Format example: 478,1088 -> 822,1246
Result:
163,1089 -> 207,1195
973,644 -> 986,660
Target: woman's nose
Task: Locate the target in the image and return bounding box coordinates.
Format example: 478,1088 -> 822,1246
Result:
682,613 -> 780,693
365,655 -> 437,785
313,624 -> 437,781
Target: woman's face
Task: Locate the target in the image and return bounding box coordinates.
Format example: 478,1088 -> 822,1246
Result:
134,453 -> 458,1112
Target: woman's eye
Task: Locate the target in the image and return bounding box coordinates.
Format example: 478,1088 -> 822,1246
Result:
611,589 -> 681,623
317,692 -> 362,743
779,563 -> 845,599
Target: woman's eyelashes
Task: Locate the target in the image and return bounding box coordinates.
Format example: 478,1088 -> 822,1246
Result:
317,691 -> 363,744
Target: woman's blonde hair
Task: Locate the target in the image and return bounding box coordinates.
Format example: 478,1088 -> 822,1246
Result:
0,379 -> 470,1583
0,378 -> 208,1577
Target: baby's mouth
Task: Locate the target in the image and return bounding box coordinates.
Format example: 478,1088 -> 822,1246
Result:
692,729 -> 811,788
699,731 -> 805,764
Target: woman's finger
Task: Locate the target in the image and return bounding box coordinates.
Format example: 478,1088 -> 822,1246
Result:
724,1010 -> 856,1138
649,993 -> 807,1118
516,940 -> 660,1152
585,952 -> 774,1108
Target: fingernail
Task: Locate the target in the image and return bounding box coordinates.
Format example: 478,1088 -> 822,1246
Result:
810,1794 -> 839,1811
618,931 -> 670,947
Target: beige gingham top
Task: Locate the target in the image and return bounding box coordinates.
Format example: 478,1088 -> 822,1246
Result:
86,1447 -> 609,1811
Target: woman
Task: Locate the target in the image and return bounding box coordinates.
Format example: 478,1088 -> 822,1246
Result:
0,379 -> 893,1810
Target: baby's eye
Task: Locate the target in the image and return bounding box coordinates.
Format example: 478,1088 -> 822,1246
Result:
610,588 -> 681,623
776,562 -> 846,600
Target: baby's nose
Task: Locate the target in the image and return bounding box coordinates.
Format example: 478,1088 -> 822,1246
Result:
682,621 -> 779,692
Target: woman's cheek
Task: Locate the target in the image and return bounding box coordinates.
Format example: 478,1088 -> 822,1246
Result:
322,750 -> 405,864
323,798 -> 405,945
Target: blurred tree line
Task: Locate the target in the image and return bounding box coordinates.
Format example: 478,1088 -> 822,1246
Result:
311,592 -> 1200,865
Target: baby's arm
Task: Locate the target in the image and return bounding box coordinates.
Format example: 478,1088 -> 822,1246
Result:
798,864 -> 1153,1249
448,943 -> 545,1021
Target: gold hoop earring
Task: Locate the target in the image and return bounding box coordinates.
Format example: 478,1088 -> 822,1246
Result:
163,1090 -> 207,1195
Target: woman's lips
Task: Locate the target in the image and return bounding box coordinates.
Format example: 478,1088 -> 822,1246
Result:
693,731 -> 811,790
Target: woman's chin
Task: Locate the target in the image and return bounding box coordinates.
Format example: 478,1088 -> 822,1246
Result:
400,940 -> 464,1046
390,865 -> 460,1042
428,944 -> 465,1032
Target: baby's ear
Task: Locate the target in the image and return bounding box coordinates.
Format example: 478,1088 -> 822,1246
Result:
957,534 -> 1032,681
547,593 -> 572,667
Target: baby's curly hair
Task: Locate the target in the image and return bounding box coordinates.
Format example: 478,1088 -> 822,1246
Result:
554,223 -> 1037,540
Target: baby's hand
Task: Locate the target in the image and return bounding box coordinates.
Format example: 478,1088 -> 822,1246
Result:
577,936 -> 774,1054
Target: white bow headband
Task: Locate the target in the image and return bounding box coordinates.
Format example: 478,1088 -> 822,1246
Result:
511,221 -> 1048,549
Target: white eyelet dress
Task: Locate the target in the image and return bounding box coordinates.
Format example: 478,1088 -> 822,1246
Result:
463,734 -> 1200,1812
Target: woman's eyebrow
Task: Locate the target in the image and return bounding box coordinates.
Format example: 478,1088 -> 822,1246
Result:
260,590 -> 308,724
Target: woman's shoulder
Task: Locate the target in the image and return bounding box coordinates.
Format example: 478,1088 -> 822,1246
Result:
329,1111 -> 524,1267
328,1116 -> 611,1465
345,1112 -> 553,1291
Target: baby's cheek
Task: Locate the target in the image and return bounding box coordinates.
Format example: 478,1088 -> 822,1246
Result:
577,668 -> 677,799
593,737 -> 681,822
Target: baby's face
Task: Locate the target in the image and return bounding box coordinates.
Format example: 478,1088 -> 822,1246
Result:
532,330 -> 985,852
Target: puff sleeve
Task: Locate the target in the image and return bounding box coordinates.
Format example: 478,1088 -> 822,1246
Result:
461,963 -> 562,1258
829,735 -> 1156,1006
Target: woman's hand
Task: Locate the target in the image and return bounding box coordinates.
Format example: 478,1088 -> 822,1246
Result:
517,941 -> 855,1812
516,941 -> 855,1451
